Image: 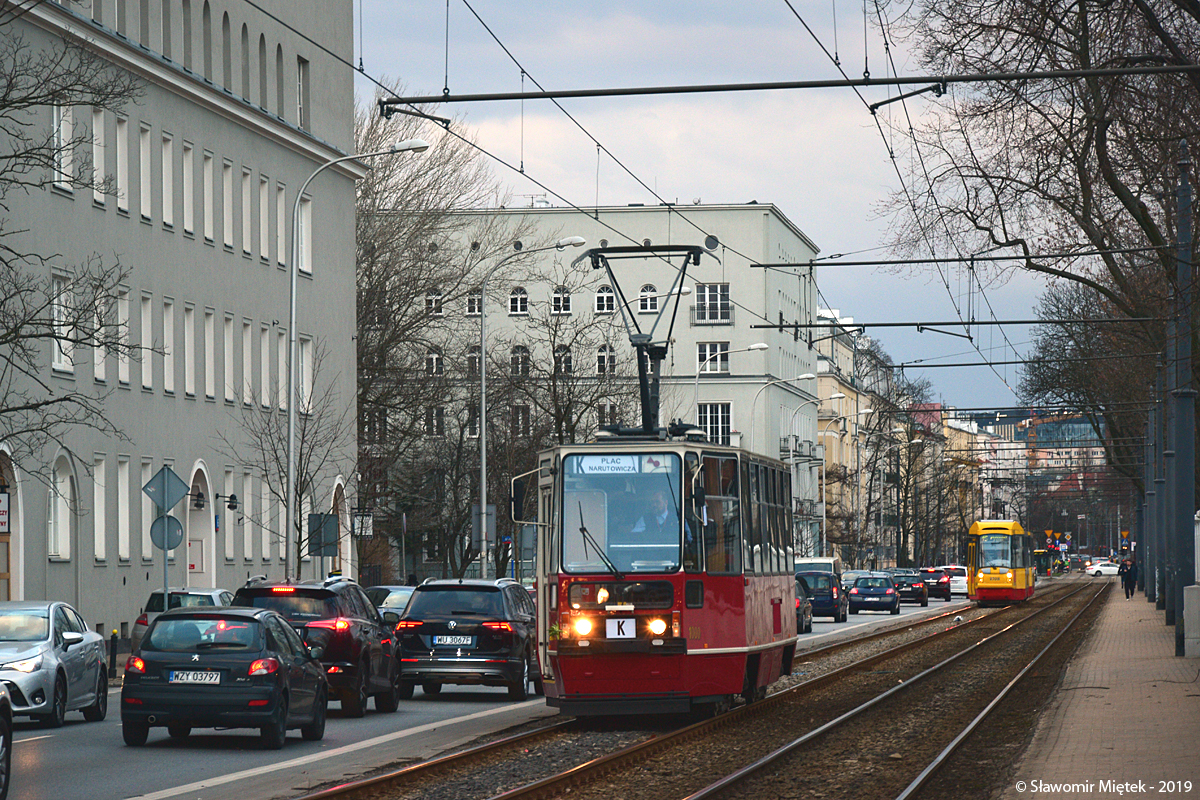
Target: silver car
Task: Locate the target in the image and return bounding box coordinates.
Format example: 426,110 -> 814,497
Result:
0,601 -> 108,726
130,587 -> 233,653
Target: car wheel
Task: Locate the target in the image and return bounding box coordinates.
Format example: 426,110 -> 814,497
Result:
921,598 -> 928,607
375,667 -> 400,713
508,656 -> 530,701
850,608 -> 859,615
1094,570 -> 1102,577
40,676 -> 67,728
82,673 -> 108,722
301,688 -> 327,741
421,682 -> 442,696
397,681 -> 414,700
167,722 -> 191,739
944,594 -> 951,602
122,718 -> 149,747
891,604 -> 901,615
260,696 -> 287,750
342,664 -> 368,718
0,711 -> 10,800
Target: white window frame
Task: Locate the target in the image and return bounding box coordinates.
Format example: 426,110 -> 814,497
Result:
276,328 -> 286,410
140,294 -> 152,389
117,455 -> 130,560
91,107 -> 105,204
425,349 -> 443,376
203,308 -> 215,399
49,457 -> 74,559
595,285 -> 615,314
139,123 -> 151,220
258,175 -> 269,261
466,293 -> 482,316
695,283 -> 732,322
223,468 -> 235,561
53,105 -> 74,191
596,344 -> 616,375
182,141 -> 194,234
163,298 -> 175,393
298,336 -> 312,413
51,275 -> 74,372
93,454 -> 106,561
698,402 -> 732,446
242,320 -> 252,405
224,315 -> 235,402
508,288 -> 528,316
202,151 -> 214,241
92,304 -> 106,382
697,342 -> 731,373
222,160 -> 233,248
242,471 -> 254,560
275,183 -> 286,265
639,284 -> 659,313
297,196 -> 312,274
161,133 -> 174,228
259,325 -> 270,408
115,116 -> 128,212
425,292 -> 443,316
241,167 -> 252,255
512,404 -> 531,437
551,287 -> 572,315
424,406 -> 445,437
117,290 -> 130,384
183,304 -> 196,397
140,460 -> 153,559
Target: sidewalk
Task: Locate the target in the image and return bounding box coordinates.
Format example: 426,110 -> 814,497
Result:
1000,581 -> 1200,798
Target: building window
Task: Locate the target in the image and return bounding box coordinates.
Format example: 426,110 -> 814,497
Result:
695,283 -> 731,323
181,141 -> 194,233
117,455 -> 130,559
512,405 -> 531,437
276,329 -> 286,410
298,337 -> 312,413
241,167 -> 252,255
183,305 -> 195,397
297,196 -> 312,273
466,406 -> 479,438
203,308 -> 215,400
697,342 -> 730,373
551,287 -> 571,315
466,345 -> 480,377
296,56 -> 310,130
163,298 -> 175,393
595,285 -> 615,314
115,116 -> 128,212
91,108 -> 105,204
140,460 -> 153,557
466,292 -> 481,316
425,349 -> 443,376
139,123 -> 151,220
223,467 -> 235,561
223,315 -> 234,402
596,344 -> 616,375
275,183 -> 286,265
222,160 -> 233,248
259,175 -> 269,261
698,402 -> 732,446
93,454 -> 107,560
202,151 -> 213,241
92,304 -> 106,382
508,288 -> 528,316
140,294 -> 152,389
259,324 -> 269,408
243,471 -> 254,560
49,456 -> 74,559
425,292 -> 443,316
424,406 -> 445,437
553,345 -> 572,375
51,275 -> 74,372
160,133 -> 173,228
639,284 -> 658,313
242,320 -> 252,405
53,104 -> 74,190
511,345 -> 530,377
599,403 -> 620,428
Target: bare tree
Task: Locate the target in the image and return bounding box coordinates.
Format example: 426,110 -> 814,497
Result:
0,18 -> 144,470
216,341 -> 355,569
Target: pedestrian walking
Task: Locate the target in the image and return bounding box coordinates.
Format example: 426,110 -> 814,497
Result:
1119,559 -> 1138,599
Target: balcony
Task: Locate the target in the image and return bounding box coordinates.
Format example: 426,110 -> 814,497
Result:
690,303 -> 734,326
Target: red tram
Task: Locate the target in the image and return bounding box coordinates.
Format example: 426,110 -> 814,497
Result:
517,437 -> 797,715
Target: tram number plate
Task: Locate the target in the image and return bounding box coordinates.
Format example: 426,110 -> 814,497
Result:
606,618 -> 636,639
169,671 -> 220,684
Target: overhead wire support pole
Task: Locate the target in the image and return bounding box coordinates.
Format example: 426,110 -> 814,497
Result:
751,317 -> 1161,329
379,64 -> 1200,108
868,82 -> 945,114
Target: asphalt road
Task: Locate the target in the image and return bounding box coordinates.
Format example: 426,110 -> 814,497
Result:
14,597 -> 969,800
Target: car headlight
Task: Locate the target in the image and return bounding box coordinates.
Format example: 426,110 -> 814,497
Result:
573,618 -> 593,637
3,654 -> 43,673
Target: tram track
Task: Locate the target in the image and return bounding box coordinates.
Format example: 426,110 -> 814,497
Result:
285,581 -> 1089,800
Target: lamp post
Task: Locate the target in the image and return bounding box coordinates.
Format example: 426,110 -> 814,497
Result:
787,392 -> 844,557
816,407 -> 872,560
285,138 -> 429,580
692,342 -> 769,417
479,236 -> 585,579
748,373 -> 816,454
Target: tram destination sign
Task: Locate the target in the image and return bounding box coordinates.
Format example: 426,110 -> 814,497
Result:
577,455 -> 640,474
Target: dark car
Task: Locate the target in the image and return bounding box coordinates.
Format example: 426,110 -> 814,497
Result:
396,578 -> 542,700
365,585 -> 415,616
888,570 -> 929,606
121,606 -> 328,749
919,568 -> 953,601
849,574 -> 901,615
796,571 -> 848,622
795,577 -> 813,634
231,576 -> 400,717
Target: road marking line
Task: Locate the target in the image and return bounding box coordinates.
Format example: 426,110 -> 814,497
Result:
16,735 -> 54,744
126,700 -> 544,800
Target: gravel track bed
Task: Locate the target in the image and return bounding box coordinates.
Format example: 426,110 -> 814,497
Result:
534,584 -> 1091,800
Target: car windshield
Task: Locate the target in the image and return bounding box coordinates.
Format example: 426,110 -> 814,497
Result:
857,578 -> 891,588
238,592 -> 338,622
405,588 -> 504,617
145,617 -> 261,651
0,610 -> 49,642
366,587 -> 414,608
146,592 -> 216,613
799,573 -> 832,590
559,452 -> 684,574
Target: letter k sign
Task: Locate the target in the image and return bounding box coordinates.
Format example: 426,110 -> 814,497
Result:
606,618 -> 635,638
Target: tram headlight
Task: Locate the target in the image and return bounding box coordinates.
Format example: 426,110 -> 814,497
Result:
647,618 -> 667,636
596,587 -> 609,604
573,618 -> 593,637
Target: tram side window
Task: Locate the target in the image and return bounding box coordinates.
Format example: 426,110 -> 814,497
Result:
780,469 -> 794,568
743,461 -> 759,575
701,455 -> 741,575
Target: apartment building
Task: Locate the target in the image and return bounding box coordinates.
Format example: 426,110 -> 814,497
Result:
4,0 -> 360,638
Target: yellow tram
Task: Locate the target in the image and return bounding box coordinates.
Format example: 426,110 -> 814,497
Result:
966,520 -> 1036,604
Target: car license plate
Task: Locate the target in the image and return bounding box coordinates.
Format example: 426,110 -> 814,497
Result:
434,635 -> 472,646
169,670 -> 220,684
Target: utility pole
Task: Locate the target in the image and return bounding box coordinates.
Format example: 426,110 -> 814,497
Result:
1172,142 -> 1195,656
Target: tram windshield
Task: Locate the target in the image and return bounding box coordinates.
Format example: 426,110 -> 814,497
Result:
559,452 -> 684,574
979,534 -> 1013,568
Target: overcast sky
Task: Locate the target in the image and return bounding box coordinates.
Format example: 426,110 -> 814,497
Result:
352,1 -> 1048,412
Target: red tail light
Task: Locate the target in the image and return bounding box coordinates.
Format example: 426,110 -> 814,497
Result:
850,588 -> 859,595
307,618 -> 351,631
940,576 -> 950,583
831,587 -> 839,598
482,621 -> 513,632
249,658 -> 279,676
885,588 -> 896,595
395,620 -> 423,629
126,656 -> 146,674
272,586 -> 296,593
795,598 -> 800,609
135,613 -> 148,627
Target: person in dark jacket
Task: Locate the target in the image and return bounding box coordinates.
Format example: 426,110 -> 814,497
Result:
1119,559 -> 1138,599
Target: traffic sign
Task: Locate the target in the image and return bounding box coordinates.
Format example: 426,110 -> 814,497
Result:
150,515 -> 183,550
142,466 -> 190,511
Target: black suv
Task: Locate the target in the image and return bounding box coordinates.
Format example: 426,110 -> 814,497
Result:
232,576 -> 400,716
395,579 -> 542,700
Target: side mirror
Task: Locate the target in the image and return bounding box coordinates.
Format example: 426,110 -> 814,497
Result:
382,611 -> 400,627
62,631 -> 84,649
692,485 -> 707,511
307,644 -> 325,661
511,478 -> 528,523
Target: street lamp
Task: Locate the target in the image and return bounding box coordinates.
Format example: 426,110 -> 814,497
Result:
479,236 -> 585,579
692,342 -> 768,416
786,391 -> 844,558
748,373 -> 816,454
285,138 -> 429,579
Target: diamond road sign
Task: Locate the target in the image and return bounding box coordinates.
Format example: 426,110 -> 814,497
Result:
142,465 -> 190,511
